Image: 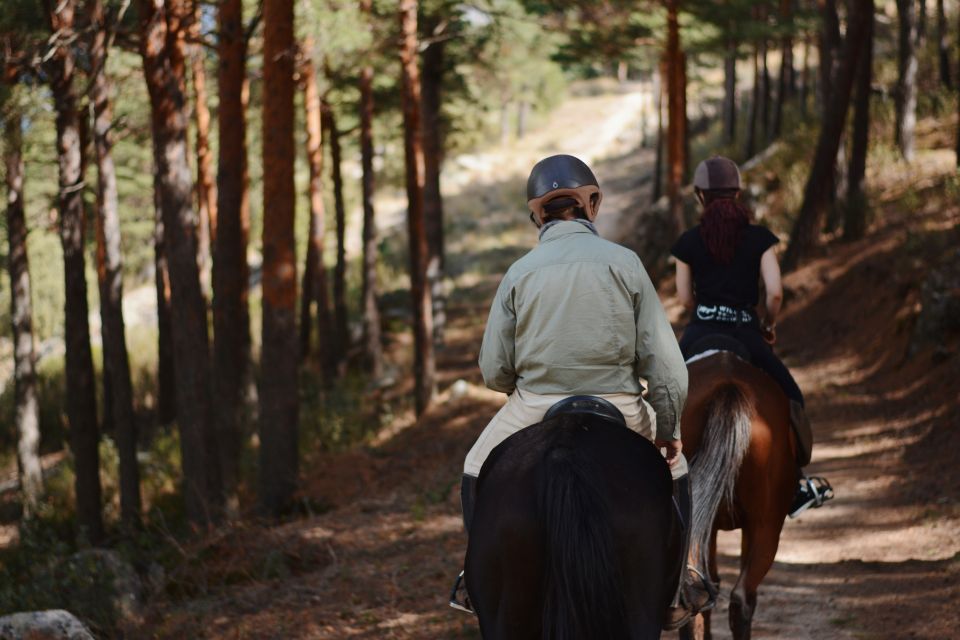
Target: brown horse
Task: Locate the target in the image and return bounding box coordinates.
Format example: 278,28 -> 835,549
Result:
678,350 -> 796,640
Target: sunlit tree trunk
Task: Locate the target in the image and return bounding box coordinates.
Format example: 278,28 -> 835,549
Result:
321,99 -> 349,376
45,0 -> 103,543
896,0 -> 918,162
214,0 -> 250,515
297,44 -> 331,369
421,18 -> 446,345
723,38 -> 737,145
190,1 -> 217,294
845,2 -> 874,241
4,106 -> 43,519
785,0 -> 873,270
259,0 -> 299,515
89,0 -> 140,526
154,180 -> 176,426
359,0 -> 383,379
665,0 -> 687,233
139,0 -> 221,525
399,0 -> 436,415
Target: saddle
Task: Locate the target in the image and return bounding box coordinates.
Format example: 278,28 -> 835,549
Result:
543,395 -> 627,427
685,334 -> 752,365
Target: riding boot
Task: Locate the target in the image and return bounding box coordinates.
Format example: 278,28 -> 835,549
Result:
663,473 -> 714,630
450,475 -> 477,614
789,400 -> 813,467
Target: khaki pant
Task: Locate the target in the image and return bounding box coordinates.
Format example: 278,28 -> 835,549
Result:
463,388 -> 687,479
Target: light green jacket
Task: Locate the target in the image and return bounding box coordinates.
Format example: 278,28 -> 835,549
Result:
478,220 -> 688,441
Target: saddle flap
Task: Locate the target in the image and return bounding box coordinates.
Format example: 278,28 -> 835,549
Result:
543,395 -> 627,427
686,334 -> 752,364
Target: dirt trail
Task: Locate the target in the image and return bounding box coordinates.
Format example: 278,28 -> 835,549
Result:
147,89 -> 960,639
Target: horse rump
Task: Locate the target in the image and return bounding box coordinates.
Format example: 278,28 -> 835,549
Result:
467,414 -> 676,640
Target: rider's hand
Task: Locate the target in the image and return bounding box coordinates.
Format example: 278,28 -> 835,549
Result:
761,321 -> 777,345
656,438 -> 683,469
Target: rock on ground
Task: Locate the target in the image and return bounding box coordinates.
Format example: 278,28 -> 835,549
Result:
0,610 -> 94,639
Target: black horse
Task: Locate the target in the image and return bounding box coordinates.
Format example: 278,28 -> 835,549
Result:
465,411 -> 682,639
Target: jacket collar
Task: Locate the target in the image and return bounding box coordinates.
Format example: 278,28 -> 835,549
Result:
538,219 -> 599,242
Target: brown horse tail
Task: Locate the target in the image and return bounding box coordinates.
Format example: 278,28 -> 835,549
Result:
689,383 -> 754,574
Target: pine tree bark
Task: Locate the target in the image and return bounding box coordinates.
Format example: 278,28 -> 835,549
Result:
259,0 -> 299,515
896,0 -> 918,162
297,45 -> 331,368
746,35 -> 761,159
399,0 -> 436,415
321,100 -> 349,376
4,107 -> 43,519
936,0 -> 951,89
723,38 -> 737,145
154,180 -> 176,426
845,2 -> 874,241
784,0 -> 873,270
89,0 -> 140,526
652,63 -> 664,204
45,0 -> 104,542
359,0 -> 383,380
773,0 -> 793,138
139,0 -> 221,524
665,0 -> 687,234
818,0 -> 841,115
214,0 -> 250,514
189,2 -> 217,293
421,22 -> 446,345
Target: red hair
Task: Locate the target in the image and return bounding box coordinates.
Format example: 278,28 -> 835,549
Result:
698,193 -> 751,265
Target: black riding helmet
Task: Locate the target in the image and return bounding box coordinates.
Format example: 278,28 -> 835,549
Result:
526,154 -> 602,221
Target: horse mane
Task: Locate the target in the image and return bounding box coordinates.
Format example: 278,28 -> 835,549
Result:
688,383 -> 755,573
536,415 -> 631,640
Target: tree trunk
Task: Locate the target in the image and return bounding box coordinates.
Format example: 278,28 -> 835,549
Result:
652,63 -> 664,204
89,0 -> 140,526
259,0 -> 299,515
917,0 -> 927,43
214,0 -> 250,515
773,0 -> 793,138
761,28 -> 771,143
956,2 -> 959,169
190,2 -> 217,295
800,34 -> 811,117
321,100 -> 349,376
746,37 -> 760,159
359,0 -> 383,380
936,0 -> 951,89
665,0 -> 687,234
421,28 -> 446,346
4,108 -> 43,519
723,38 -> 737,145
139,0 -> 221,525
154,179 -> 176,426
818,0 -> 841,115
297,45 -> 329,366
399,0 -> 436,415
784,0 -> 873,270
45,0 -> 103,543
845,0 -> 874,241
896,0 -> 918,162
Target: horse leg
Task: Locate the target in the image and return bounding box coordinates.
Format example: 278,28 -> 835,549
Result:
729,523 -> 780,640
702,529 -> 719,640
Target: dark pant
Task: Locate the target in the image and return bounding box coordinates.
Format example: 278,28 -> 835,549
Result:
679,321 -> 804,406
461,474 -> 477,533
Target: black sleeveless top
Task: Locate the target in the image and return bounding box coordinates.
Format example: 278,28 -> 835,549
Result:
670,224 -> 779,309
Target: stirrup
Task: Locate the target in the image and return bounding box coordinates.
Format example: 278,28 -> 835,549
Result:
686,564 -> 719,613
789,475 -> 834,519
448,570 -> 475,615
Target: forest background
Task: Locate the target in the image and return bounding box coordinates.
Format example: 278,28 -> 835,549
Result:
0,0 -> 958,636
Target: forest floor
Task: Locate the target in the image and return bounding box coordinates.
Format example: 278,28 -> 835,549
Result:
142,87 -> 960,639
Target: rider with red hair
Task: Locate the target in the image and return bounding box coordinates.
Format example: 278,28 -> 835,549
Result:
672,156 -> 833,518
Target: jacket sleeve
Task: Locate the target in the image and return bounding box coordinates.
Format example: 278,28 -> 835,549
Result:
633,259 -> 688,441
478,273 -> 518,393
